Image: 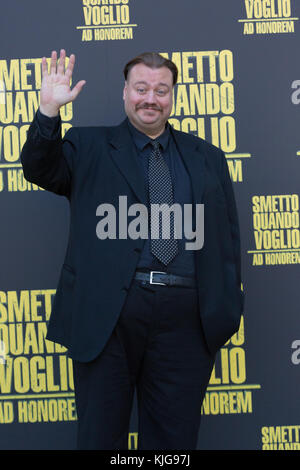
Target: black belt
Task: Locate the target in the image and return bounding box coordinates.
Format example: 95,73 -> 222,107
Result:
134,270 -> 196,288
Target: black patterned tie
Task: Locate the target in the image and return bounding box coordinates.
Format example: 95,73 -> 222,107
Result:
148,140 -> 178,265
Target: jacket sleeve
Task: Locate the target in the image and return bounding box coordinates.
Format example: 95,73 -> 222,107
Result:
219,151 -> 244,311
20,111 -> 79,198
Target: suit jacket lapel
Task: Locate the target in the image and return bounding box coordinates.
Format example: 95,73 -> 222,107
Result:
108,119 -> 147,205
170,126 -> 206,204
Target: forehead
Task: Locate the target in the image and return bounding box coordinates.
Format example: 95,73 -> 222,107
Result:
127,63 -> 173,87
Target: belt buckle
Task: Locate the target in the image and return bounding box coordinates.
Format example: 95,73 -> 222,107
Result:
150,271 -> 167,286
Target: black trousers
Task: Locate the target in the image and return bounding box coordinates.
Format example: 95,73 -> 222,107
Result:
72,279 -> 215,450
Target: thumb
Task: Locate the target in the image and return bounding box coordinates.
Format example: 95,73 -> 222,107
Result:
70,80 -> 86,101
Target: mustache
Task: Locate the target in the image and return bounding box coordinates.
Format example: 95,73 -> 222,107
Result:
136,104 -> 162,111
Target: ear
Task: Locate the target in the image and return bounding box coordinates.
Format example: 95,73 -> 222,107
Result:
123,81 -> 128,101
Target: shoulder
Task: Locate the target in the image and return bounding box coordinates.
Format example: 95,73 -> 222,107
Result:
171,126 -> 224,161
62,123 -> 121,149
64,119 -> 128,141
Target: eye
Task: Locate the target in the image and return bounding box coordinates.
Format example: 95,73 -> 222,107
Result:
137,87 -> 146,94
156,89 -> 167,96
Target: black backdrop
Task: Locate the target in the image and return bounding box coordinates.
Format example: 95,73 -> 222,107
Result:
0,0 -> 300,450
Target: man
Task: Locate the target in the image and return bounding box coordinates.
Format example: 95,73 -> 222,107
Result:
21,50 -> 244,450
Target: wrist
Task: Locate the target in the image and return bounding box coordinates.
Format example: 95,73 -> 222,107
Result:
39,104 -> 60,118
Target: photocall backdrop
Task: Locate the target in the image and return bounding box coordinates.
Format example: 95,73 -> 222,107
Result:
0,0 -> 299,450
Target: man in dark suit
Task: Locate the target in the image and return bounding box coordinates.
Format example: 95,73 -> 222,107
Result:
21,50 -> 244,450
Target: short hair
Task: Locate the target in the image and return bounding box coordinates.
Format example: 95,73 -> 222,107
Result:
123,52 -> 178,86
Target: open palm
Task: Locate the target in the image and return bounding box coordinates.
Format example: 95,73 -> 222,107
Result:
40,49 -> 86,117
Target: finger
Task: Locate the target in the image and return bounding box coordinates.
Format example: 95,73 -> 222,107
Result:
70,80 -> 86,101
50,50 -> 57,75
57,49 -> 66,75
41,57 -> 48,77
65,53 -> 75,80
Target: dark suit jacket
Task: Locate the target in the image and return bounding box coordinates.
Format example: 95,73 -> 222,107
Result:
21,114 -> 244,362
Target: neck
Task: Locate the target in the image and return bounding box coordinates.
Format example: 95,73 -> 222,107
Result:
128,118 -> 166,139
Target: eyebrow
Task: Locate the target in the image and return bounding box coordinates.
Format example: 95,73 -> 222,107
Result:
133,80 -> 170,88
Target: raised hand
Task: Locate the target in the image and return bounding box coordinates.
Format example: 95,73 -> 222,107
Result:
40,49 -> 86,117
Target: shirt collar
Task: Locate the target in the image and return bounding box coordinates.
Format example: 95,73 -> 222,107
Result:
127,118 -> 170,152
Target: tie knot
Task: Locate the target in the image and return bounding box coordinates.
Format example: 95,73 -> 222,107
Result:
151,140 -> 161,152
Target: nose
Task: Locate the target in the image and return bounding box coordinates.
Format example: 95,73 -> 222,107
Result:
145,89 -> 156,103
